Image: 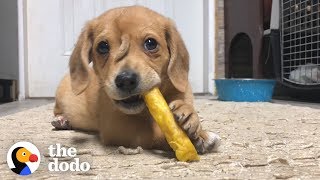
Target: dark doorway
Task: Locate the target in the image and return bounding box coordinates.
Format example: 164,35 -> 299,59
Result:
228,33 -> 253,78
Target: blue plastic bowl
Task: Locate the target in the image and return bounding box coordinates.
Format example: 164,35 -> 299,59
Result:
214,79 -> 276,102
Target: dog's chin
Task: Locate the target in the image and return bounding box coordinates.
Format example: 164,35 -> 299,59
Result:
113,95 -> 146,114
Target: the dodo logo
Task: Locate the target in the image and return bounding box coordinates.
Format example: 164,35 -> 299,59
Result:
7,142 -> 40,176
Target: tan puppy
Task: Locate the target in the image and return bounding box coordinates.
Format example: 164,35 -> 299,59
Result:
53,6 -> 220,154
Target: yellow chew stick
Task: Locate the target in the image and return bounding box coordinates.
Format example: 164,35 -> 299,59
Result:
143,88 -> 199,162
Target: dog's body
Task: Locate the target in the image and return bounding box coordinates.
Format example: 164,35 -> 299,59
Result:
53,6 -> 219,154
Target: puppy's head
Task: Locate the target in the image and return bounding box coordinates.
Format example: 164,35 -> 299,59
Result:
69,6 -> 189,114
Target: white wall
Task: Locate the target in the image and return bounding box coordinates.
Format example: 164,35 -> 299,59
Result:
171,0 -> 204,93
0,0 -> 19,80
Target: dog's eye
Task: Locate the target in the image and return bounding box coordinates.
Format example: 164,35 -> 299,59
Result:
97,41 -> 110,55
144,38 -> 158,52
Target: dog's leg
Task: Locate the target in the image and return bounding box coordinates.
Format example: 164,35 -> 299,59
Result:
169,100 -> 221,154
52,90 -> 98,131
51,115 -> 72,130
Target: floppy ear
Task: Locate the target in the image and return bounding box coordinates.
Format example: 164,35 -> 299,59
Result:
69,22 -> 94,95
165,20 -> 189,92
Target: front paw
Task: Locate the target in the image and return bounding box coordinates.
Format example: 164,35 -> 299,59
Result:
169,100 -> 201,140
169,100 -> 221,154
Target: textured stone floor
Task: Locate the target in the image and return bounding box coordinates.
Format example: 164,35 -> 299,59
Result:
0,99 -> 319,179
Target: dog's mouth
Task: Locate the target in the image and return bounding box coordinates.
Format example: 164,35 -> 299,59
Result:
113,94 -> 145,114
115,95 -> 143,107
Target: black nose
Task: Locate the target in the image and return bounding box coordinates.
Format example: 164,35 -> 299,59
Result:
115,70 -> 139,92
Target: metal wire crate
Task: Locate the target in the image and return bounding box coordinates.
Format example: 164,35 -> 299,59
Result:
280,0 -> 320,87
